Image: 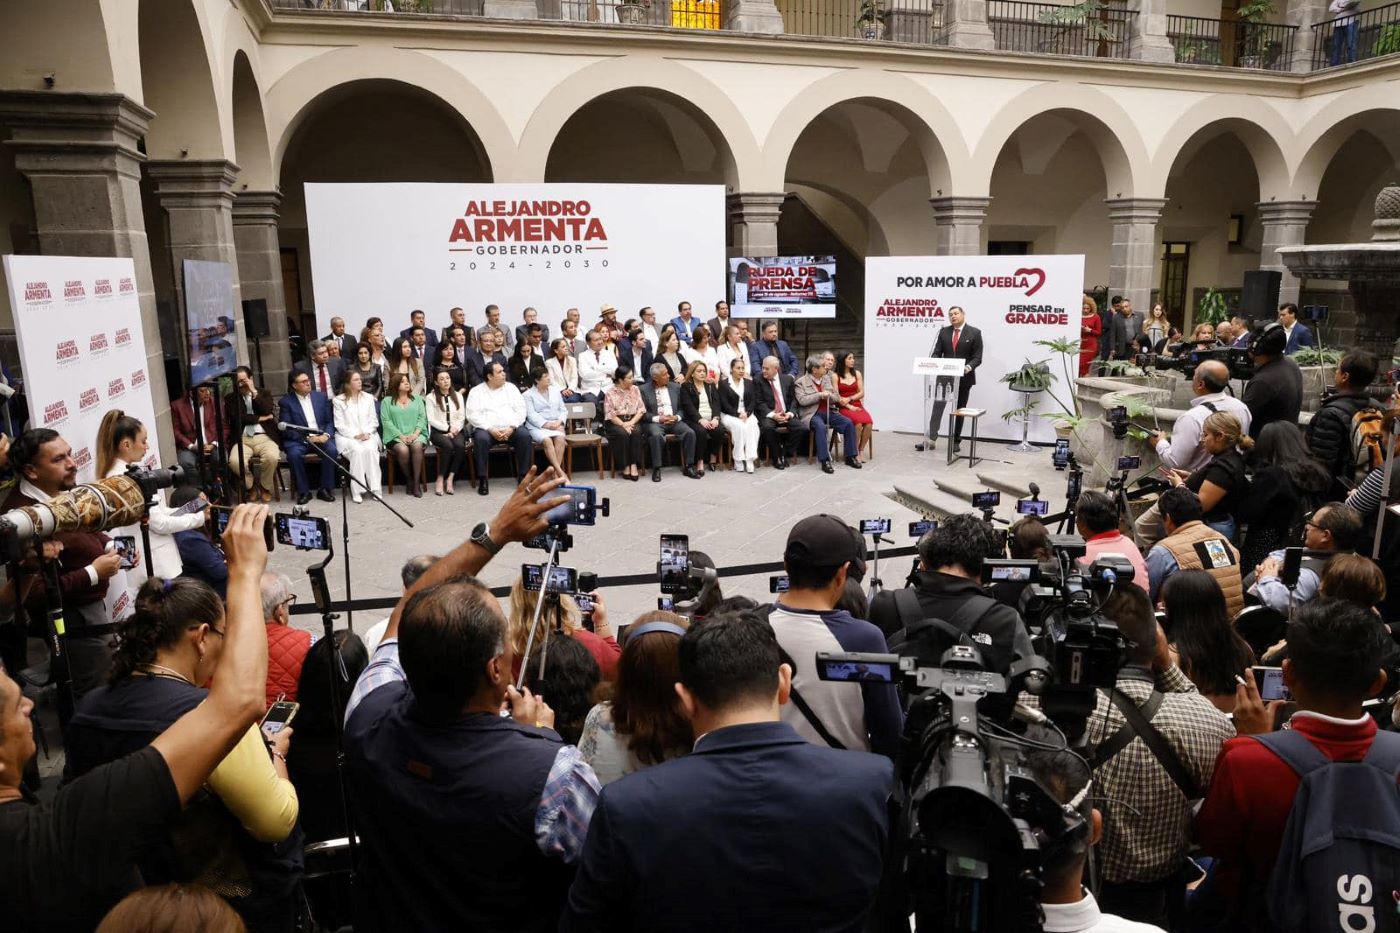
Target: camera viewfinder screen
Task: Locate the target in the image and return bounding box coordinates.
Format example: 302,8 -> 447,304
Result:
989,564 -> 1034,582
972,491 -> 1001,509
276,515 -> 326,550
820,661 -> 895,683
1016,499 -> 1049,516
545,486 -> 596,526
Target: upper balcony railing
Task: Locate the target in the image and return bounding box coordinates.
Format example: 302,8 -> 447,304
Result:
1312,0 -> 1400,68
988,0 -> 1136,59
268,0 -> 1400,73
1167,14 -> 1297,70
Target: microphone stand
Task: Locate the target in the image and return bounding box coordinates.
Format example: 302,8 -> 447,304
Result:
867,531 -> 885,601
291,427 -> 413,633
303,540 -> 358,880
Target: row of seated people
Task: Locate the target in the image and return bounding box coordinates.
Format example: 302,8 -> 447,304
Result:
194,350 -> 876,503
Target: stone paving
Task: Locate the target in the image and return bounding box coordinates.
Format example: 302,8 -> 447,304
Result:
269,430 -> 1075,638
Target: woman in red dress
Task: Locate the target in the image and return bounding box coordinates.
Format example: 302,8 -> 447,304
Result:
1079,294 -> 1102,377
835,350 -> 874,461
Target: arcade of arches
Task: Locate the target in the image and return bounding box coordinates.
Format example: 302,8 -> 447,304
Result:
1,0 -> 1398,460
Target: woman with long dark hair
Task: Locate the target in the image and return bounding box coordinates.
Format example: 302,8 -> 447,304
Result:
65,578 -> 303,929
1161,570 -> 1254,712
1237,421 -> 1331,571
578,612 -> 691,785
425,367 -> 467,496
389,335 -> 425,397
834,350 -> 873,461
522,636 -> 601,746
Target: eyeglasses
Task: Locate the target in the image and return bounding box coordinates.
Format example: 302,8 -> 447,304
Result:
280,595 -> 298,609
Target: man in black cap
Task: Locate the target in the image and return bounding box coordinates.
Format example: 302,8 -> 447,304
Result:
763,515 -> 903,758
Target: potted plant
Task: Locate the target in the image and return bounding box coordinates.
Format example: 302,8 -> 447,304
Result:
616,0 -> 650,24
1037,0 -> 1118,55
1001,359 -> 1053,450
857,0 -> 884,39
1235,0 -> 1275,67
1195,287 -> 1230,332
1372,24 -> 1400,57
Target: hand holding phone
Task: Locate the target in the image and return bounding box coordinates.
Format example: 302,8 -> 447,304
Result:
261,699 -> 299,735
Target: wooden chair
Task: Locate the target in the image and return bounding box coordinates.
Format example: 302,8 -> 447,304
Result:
564,402 -> 607,479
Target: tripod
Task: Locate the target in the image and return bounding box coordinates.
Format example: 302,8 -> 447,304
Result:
1055,455 -> 1085,535
867,531 -> 886,601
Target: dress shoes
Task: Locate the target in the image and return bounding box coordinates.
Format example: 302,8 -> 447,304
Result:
317,489 -> 336,502
821,461 -> 834,474
478,479 -> 489,496
296,492 -> 312,505
914,441 -> 935,452
845,457 -> 862,470
652,468 -> 663,483
683,466 -> 700,479
953,442 -> 964,452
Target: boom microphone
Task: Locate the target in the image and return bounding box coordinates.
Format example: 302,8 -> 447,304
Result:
277,422 -> 318,434
0,469 -> 182,544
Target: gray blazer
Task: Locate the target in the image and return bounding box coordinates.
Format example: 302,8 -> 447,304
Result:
793,373 -> 832,428
639,381 -> 683,423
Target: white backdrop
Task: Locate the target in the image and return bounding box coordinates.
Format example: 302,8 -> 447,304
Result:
864,255 -> 1084,444
306,184 -> 727,340
3,254 -> 165,621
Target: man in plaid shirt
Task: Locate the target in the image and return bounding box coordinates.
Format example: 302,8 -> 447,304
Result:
1084,584 -> 1234,928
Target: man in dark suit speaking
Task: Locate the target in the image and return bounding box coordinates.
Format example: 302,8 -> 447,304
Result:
919,305 -> 983,452
560,611 -> 893,932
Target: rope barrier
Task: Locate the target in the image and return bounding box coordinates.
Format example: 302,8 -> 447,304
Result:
287,544 -> 923,616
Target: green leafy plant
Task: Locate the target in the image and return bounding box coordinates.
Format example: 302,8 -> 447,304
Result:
1036,0 -> 1118,52
1030,337 -> 1083,421
1235,0 -> 1276,61
1000,360 -> 1052,422
1372,24 -> 1400,57
1293,347 -> 1342,367
1196,288 -> 1230,327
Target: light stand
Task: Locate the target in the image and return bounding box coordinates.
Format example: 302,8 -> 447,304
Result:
296,432 -> 414,631
303,537 -> 358,879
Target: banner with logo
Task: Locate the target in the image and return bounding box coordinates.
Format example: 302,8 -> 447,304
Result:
3,255 -> 163,622
305,184 -> 726,340
728,255 -> 837,319
863,255 -> 1084,444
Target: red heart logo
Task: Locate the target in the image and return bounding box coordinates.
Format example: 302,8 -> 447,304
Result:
1014,268 -> 1046,297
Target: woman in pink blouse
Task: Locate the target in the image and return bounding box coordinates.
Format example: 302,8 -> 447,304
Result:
603,365 -> 646,482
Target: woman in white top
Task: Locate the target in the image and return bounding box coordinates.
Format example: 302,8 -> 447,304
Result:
94,410 -> 206,596
681,324 -> 721,382
545,338 -> 584,403
718,357 -> 762,473
715,323 -> 751,379
1144,303 -> 1169,349
578,614 -> 691,785
333,368 -> 384,504
524,366 -> 569,481
425,367 -> 468,496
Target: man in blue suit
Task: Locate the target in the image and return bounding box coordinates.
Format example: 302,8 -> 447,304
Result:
1278,302 -> 1315,355
278,370 -> 338,504
750,320 -> 800,378
669,299 -> 701,345
561,611 -> 895,933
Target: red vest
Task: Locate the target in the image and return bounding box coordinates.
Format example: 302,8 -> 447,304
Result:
265,623 -> 312,708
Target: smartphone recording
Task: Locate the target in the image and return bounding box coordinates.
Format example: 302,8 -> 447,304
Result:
909,519 -> 938,538
860,518 -> 892,536
521,564 -> 579,594
972,491 -> 1001,510
1015,499 -> 1048,517
659,534 -> 690,594
769,575 -> 790,594
275,513 -> 330,551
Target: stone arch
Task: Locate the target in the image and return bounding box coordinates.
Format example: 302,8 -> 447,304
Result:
230,52 -> 273,192
519,59 -> 759,189
137,0 -> 225,159
0,0 -> 116,94
1151,100 -> 1293,198
764,71 -> 967,196
972,86 -> 1148,198
542,86 -> 741,188
1293,100 -> 1400,199
266,46 -> 515,184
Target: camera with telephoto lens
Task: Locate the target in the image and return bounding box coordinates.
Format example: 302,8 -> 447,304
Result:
1153,344 -> 1254,381
1016,536 -> 1134,739
816,644 -> 1091,932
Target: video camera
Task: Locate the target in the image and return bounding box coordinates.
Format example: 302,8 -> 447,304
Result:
1148,344 -> 1254,381
817,644 -> 1088,932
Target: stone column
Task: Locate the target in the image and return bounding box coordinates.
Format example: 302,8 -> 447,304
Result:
726,0 -> 785,32
930,196 -> 991,256
1286,0 -> 1328,71
232,191 -> 292,394
727,192 -> 784,257
145,159 -> 250,378
0,91 -> 177,465
942,0 -> 996,50
1258,200 -> 1316,308
1105,198 -> 1167,315
1126,0 -> 1177,62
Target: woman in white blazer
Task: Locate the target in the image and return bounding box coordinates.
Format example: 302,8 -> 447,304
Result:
425,367 -> 469,495
95,409 -> 207,604
334,368 -> 383,503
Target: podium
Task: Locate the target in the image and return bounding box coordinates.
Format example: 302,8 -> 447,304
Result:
912,357 -> 979,467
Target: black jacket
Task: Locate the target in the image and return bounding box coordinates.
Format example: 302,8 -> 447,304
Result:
1306,391 -> 1377,482
718,378 -> 756,418
678,382 -> 721,425
870,570 -> 1034,676
932,324 -> 984,386
1242,356 -> 1303,439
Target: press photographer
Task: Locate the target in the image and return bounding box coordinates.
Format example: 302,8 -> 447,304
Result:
870,513 -> 1034,678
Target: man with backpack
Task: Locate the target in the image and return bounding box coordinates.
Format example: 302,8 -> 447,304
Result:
869,513 -> 1034,677
1306,350 -> 1381,497
1195,598 -> 1400,931
765,515 -> 904,758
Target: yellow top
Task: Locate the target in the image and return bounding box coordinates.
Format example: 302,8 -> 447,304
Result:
206,720 -> 300,844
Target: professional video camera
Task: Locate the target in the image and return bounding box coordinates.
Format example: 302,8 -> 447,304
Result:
985,535 -> 1133,739
817,645 -> 1090,932
0,466 -> 184,562
1147,343 -> 1254,381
